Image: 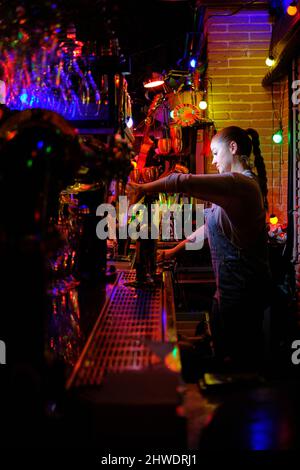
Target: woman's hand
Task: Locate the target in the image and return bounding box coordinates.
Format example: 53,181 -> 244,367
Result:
157,248 -> 176,263
126,181 -> 145,203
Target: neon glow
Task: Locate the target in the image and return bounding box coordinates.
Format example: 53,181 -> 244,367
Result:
265,56 -> 275,67
126,117 -> 133,128
2,27 -> 101,120
249,409 -> 273,450
270,215 -> 278,225
199,100 -> 208,110
6,130 -> 17,141
272,129 -> 283,144
20,92 -> 28,104
144,80 -> 165,89
189,58 -> 196,68
287,1 -> 298,15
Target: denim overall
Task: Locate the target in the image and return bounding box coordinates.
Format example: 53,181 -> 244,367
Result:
205,171 -> 272,366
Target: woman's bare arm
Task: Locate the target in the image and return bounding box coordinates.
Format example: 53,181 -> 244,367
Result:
128,173 -> 237,209
157,224 -> 206,261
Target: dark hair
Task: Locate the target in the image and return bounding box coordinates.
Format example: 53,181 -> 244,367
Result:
246,127 -> 268,211
215,126 -> 268,211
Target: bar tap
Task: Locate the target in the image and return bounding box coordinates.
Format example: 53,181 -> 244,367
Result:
127,166 -> 159,286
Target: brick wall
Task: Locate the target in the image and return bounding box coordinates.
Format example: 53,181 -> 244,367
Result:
205,6 -> 288,223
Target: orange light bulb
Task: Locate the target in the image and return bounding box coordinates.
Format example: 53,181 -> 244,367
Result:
287,2 -> 298,16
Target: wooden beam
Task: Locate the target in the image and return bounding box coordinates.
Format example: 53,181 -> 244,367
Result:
262,14 -> 300,85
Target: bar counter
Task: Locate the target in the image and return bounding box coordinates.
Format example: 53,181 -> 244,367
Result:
67,260 -> 179,388
58,259 -> 186,448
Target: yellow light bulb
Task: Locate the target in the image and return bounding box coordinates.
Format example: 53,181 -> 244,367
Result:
199,100 -> 208,110
270,215 -> 278,225
266,56 -> 275,67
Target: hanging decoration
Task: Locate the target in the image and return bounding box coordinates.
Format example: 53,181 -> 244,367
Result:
172,103 -> 201,127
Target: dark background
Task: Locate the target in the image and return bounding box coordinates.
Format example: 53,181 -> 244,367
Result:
71,0 -> 196,118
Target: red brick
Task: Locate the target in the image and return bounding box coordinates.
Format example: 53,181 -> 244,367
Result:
220,50 -> 269,61
250,102 -> 274,111
249,67 -> 270,76
209,68 -> 251,76
208,77 -> 229,85
208,15 -> 250,25
265,162 -> 281,170
208,24 -> 228,32
208,52 -> 232,60
248,49 -> 271,58
229,94 -> 255,101
207,42 -> 269,54
212,85 -> 250,93
250,15 -> 272,23
229,24 -> 271,32
209,62 -> 229,71
227,41 -> 270,49
250,32 -> 272,41
257,129 -> 276,137
209,50 -> 249,61
260,135 -> 274,142
242,10 -> 270,17
209,85 -> 232,94
251,85 -> 271,93
272,178 -> 287,187
230,111 -> 273,119
227,67 -> 267,77
251,93 -> 273,102
228,77 -> 263,85
206,4 -> 285,223
210,32 -> 250,42
212,121 -> 228,129
211,112 -> 231,120
229,58 -> 266,67
232,103 -> 253,111
247,94 -> 272,102
207,42 -> 230,51
252,121 -> 278,128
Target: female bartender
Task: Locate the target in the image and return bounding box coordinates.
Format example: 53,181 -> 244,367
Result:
128,126 -> 272,371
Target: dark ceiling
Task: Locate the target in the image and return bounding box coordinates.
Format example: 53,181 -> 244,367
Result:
72,0 -> 195,91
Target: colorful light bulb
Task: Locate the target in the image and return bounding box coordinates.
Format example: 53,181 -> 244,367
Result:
266,56 -> 275,67
270,214 -> 278,225
287,1 -> 298,16
199,100 -> 208,110
272,129 -> 283,144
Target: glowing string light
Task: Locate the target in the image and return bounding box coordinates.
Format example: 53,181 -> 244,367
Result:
189,58 -> 196,68
126,117 -> 133,128
287,1 -> 298,16
269,214 -> 278,225
199,100 -> 208,110
265,56 -> 275,67
272,129 -> 283,144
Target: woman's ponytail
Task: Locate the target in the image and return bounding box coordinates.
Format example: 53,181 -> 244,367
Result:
246,128 -> 269,211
